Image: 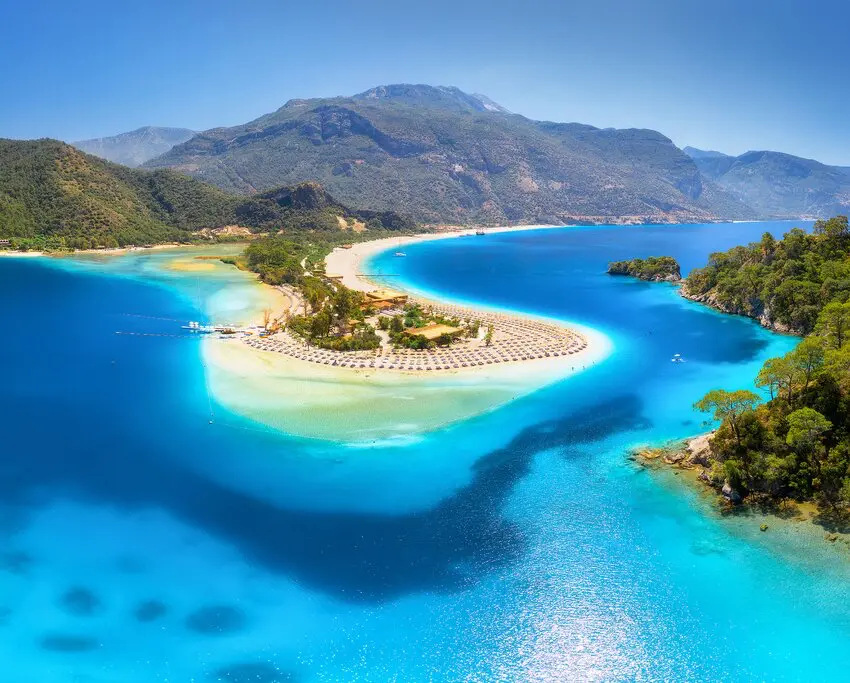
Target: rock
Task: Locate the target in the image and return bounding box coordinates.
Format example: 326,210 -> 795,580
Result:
663,451 -> 686,465
721,480 -> 742,504
686,433 -> 714,467
760,524 -> 769,532
697,469 -> 711,484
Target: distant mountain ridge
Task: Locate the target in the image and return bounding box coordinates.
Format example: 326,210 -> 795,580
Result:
0,139 -> 413,250
144,84 -> 755,224
74,126 -> 196,167
685,147 -> 850,218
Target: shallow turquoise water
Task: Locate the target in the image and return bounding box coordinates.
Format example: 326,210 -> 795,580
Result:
3,221 -> 850,682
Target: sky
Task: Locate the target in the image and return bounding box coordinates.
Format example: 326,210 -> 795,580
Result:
1,0 -> 848,164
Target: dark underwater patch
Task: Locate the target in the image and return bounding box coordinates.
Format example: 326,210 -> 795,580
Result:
186,605 -> 246,635
134,599 -> 168,622
211,662 -> 295,682
59,587 -> 102,616
0,551 -> 34,575
40,633 -> 99,652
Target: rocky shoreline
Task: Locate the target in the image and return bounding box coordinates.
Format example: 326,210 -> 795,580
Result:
679,285 -> 799,335
632,435 -> 850,547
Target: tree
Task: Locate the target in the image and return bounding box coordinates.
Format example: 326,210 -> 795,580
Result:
789,337 -> 826,393
815,301 -> 850,350
813,215 -> 849,241
786,407 -> 832,451
756,357 -> 784,400
694,389 -> 761,447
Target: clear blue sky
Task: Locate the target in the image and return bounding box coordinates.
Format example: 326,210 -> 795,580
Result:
2,0 -> 848,164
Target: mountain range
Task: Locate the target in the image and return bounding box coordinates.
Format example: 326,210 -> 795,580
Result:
141,84 -> 755,225
65,85 -> 849,225
0,139 -> 412,249
74,126 -> 196,167
683,147 -> 850,219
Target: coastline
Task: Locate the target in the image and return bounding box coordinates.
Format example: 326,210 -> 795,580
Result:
633,434 -> 850,559
324,224 -> 562,293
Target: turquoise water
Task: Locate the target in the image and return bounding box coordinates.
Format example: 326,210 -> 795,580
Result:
3,221 -> 850,681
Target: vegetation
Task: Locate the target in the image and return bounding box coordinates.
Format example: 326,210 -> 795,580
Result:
287,284 -> 381,351
607,256 -> 681,281
144,84 -> 754,224
0,139 -> 414,252
690,217 -> 850,510
683,216 -> 850,334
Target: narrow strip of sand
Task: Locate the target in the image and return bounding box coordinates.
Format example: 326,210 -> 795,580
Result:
324,225 -> 562,293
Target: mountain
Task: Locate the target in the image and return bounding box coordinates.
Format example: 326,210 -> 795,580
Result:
73,126 -> 196,167
681,146 -> 729,160
685,147 -> 850,218
145,84 -> 755,224
0,139 -> 413,250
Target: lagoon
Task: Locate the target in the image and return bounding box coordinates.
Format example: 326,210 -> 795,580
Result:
4,220 -> 850,681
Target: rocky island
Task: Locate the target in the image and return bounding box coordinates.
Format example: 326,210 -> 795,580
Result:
607,256 -> 681,282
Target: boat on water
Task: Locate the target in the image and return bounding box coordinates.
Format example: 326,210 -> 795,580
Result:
475,230 -> 486,236
394,252 -> 407,257
671,353 -> 686,363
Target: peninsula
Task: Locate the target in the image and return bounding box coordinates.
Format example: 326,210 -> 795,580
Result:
199,227 -> 610,442
238,228 -> 588,373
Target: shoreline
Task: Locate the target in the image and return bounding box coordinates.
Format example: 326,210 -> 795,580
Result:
633,434 -> 850,555
324,224 -> 563,293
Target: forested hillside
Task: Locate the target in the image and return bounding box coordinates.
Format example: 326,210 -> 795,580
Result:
0,139 -> 414,250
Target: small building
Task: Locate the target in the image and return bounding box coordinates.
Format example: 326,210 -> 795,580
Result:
0,239 -> 10,247
325,273 -> 344,282
407,323 -> 463,341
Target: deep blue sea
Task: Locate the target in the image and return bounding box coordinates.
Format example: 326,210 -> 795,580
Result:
4,220 -> 850,682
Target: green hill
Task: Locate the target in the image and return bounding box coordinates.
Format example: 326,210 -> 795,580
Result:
144,84 -> 755,225
0,139 -> 414,250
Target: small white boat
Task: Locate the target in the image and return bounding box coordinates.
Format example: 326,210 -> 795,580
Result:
671,353 -> 686,363
394,252 -> 407,257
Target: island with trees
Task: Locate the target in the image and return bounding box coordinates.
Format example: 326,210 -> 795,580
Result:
607,256 -> 681,282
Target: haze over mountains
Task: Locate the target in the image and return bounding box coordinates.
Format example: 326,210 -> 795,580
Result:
74,126 -> 195,167
684,147 -> 850,219
68,85 -> 849,225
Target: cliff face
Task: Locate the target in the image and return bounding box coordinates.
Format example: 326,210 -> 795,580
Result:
679,284 -> 798,334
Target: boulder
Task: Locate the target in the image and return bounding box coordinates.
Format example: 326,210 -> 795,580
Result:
721,480 -> 742,504
686,433 -> 713,467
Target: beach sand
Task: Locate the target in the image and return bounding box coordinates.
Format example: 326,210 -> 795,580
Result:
200,225 -> 613,442
325,225 -> 561,293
